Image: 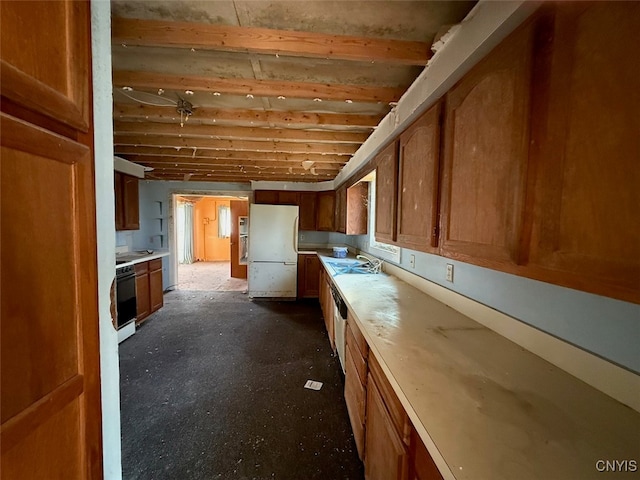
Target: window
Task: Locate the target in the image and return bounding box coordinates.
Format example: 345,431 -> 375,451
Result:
218,205 -> 231,238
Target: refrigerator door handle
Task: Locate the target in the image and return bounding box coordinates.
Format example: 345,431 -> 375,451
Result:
293,216 -> 299,252
284,261 -> 297,265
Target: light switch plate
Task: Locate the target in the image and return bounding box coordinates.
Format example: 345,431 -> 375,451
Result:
446,264 -> 454,282
409,254 -> 416,268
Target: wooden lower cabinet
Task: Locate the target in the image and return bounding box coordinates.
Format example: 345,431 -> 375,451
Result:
135,258 -> 163,324
297,254 -> 320,298
135,262 -> 150,322
150,261 -> 164,312
365,373 -> 409,480
409,428 -> 444,480
345,313 -> 369,460
319,266 -> 335,351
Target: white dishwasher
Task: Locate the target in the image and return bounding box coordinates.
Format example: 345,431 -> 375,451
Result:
330,284 -> 347,373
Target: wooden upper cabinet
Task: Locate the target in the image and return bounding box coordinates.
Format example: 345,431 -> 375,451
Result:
335,185 -> 347,233
122,174 -> 140,230
439,17 -> 534,267
375,141 -> 399,244
316,191 -> 336,231
254,190 -> 279,204
298,192 -> 317,230
0,1 -> 89,131
525,3 -> 640,303
397,103 -> 442,253
115,172 -> 140,231
347,182 -> 369,235
278,190 -> 298,205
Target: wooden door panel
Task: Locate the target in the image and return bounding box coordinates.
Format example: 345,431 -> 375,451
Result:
0,1 -> 89,131
375,141 -> 399,244
2,398 -> 83,479
527,3 -> 640,301
397,103 -> 441,252
1,112 -> 101,476
441,19 -> 534,265
1,115 -> 87,421
150,268 -> 164,313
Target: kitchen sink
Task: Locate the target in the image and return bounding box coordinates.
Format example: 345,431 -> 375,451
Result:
327,260 -> 370,275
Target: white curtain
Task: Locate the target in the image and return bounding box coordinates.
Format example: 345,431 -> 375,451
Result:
178,202 -> 195,264
218,205 -> 231,238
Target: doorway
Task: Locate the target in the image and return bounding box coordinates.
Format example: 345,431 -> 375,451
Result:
175,195 -> 248,291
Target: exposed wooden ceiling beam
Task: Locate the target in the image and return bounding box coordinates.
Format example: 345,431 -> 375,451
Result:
113,121 -> 369,144
113,70 -> 405,103
112,17 -> 431,66
145,172 -> 324,183
121,155 -> 345,169
141,164 -> 340,176
114,134 -> 357,155
114,146 -> 348,164
114,103 -> 383,128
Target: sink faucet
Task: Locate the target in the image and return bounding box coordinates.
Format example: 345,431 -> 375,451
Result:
356,254 -> 383,274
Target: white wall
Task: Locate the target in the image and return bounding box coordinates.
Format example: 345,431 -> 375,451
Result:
91,1 -> 122,478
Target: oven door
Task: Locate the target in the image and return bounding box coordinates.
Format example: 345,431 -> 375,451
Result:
116,270 -> 137,329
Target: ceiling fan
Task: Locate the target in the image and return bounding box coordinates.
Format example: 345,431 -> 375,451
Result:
115,87 -> 197,126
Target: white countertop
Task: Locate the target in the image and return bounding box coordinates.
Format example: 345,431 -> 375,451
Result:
317,253 -> 640,480
115,250 -> 170,268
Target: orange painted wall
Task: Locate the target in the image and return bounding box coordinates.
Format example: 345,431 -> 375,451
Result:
193,197 -> 231,261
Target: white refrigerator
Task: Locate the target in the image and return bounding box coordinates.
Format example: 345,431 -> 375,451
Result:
248,204 -> 299,298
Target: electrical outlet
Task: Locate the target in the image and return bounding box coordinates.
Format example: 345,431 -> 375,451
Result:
409,254 -> 416,268
446,264 -> 454,282
300,233 -> 305,241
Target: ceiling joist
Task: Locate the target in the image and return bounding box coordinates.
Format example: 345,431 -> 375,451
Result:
113,70 -> 405,103
113,121 -> 369,144
114,103 -> 383,128
114,134 -> 357,155
114,146 -> 348,164
146,172 -> 323,183
112,18 -> 431,66
120,155 -> 345,169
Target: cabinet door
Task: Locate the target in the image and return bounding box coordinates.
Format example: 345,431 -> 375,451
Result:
365,374 -> 409,480
335,185 -> 347,233
375,141 -> 399,244
149,260 -> 164,313
316,191 -> 336,231
114,171 -> 125,230
278,190 -> 298,205
299,192 -> 317,230
122,174 -> 140,230
345,345 -> 366,460
409,428 -> 443,480
254,190 -> 278,204
526,3 -> 640,303
397,103 -> 441,253
303,255 -> 320,298
135,271 -> 150,323
440,18 -> 534,266
346,182 -> 368,235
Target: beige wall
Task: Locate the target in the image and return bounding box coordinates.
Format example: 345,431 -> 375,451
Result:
194,197 -> 231,261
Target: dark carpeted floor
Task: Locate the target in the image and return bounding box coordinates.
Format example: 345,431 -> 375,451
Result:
119,290 -> 364,480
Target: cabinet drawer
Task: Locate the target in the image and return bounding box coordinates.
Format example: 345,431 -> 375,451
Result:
134,261 -> 148,275
346,328 -> 368,386
347,312 -> 368,360
369,353 -> 410,445
149,258 -> 162,272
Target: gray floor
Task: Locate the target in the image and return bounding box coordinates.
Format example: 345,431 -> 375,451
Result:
119,290 -> 364,480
